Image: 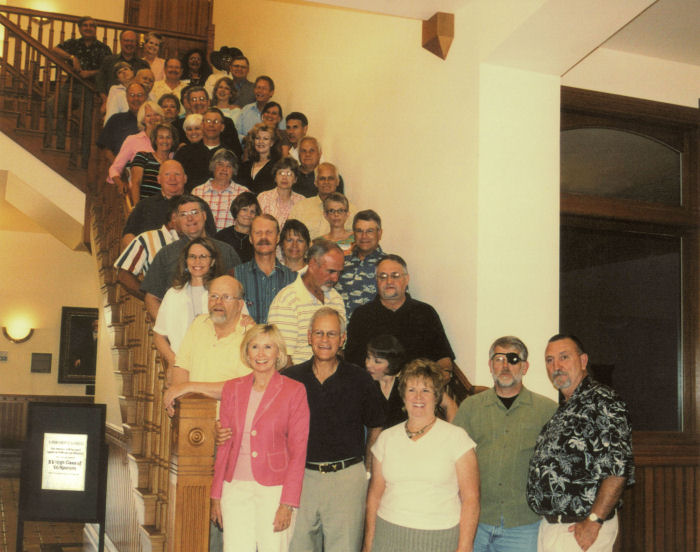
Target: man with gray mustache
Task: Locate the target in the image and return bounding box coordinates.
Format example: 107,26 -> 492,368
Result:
453,336 -> 557,551
527,334 -> 634,552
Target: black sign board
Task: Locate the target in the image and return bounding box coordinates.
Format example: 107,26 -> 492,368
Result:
17,402 -> 107,551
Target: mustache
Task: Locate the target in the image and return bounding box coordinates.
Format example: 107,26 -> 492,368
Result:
552,370 -> 566,378
255,239 -> 273,246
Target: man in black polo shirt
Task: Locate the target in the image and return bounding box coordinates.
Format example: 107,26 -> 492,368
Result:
284,307 -> 384,552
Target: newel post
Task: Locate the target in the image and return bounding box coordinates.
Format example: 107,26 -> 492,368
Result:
167,394 -> 217,552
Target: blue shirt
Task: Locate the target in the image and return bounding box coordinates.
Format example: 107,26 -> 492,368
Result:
336,246 -> 384,318
237,102 -> 285,143
235,258 -> 295,323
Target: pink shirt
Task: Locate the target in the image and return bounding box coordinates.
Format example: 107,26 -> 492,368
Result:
232,388 -> 264,481
257,188 -> 305,227
192,179 -> 251,231
108,131 -> 153,182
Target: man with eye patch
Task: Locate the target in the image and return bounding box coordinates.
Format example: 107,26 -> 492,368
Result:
452,336 -> 557,552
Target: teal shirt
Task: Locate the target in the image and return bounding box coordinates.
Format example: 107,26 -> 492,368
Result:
452,386 -> 557,527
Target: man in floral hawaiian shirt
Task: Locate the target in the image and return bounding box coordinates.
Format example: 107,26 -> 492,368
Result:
526,334 -> 634,552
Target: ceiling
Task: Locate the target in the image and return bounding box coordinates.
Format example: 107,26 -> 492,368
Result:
311,0 -> 700,67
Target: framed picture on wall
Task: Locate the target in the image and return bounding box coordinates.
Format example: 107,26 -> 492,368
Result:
58,307 -> 99,384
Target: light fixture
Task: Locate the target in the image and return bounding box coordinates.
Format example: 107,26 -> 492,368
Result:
3,318 -> 35,343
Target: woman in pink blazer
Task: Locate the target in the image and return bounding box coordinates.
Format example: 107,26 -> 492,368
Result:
164,324 -> 310,551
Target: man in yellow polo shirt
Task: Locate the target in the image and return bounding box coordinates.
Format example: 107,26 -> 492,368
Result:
171,275 -> 252,387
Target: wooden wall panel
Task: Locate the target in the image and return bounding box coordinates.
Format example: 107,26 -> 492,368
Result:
105,427 -> 141,552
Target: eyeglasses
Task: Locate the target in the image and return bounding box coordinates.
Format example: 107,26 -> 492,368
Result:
491,352 -> 523,365
178,209 -> 201,218
277,170 -> 294,177
231,64 -> 248,70
204,118 -> 222,125
190,97 -> 207,103
355,228 -> 378,235
128,92 -> 145,98
377,272 -> 406,281
325,208 -> 347,215
209,293 -> 241,302
311,330 -> 340,339
187,254 -> 211,261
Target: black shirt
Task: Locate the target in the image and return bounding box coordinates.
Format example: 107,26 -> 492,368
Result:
96,111 -> 138,155
239,158 -> 278,196
121,193 -> 217,238
283,359 -> 385,462
293,170 -> 345,198
174,141 -> 224,192
345,294 -> 455,367
214,226 -> 254,263
172,116 -> 243,160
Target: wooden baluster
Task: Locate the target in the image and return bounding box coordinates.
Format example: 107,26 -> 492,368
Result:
167,395 -> 216,552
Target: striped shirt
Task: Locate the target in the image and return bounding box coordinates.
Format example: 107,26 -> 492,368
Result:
129,151 -> 171,199
235,259 -> 296,324
192,179 -> 251,231
114,225 -> 178,276
267,268 -> 346,364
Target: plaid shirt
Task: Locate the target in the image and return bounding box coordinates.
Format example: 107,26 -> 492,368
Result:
192,179 -> 251,231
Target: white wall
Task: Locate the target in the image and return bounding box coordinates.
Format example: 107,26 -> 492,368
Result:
563,47 -> 700,108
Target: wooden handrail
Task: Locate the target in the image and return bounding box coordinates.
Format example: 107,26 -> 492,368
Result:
0,12 -> 98,91
0,5 -> 208,58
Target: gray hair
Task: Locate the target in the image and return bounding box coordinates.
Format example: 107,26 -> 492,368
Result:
306,238 -> 343,264
208,148 -> 239,175
488,336 -> 528,361
310,306 -> 346,335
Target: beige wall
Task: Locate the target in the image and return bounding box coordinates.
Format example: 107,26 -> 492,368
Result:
0,229 -> 101,396
214,0 -> 563,395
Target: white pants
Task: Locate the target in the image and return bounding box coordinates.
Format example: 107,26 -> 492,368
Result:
537,514 -> 618,552
220,479 -> 295,552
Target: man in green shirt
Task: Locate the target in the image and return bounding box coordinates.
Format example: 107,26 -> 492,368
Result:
453,336 -> 557,551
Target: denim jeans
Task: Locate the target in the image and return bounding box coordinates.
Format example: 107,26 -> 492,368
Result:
473,518 -> 539,552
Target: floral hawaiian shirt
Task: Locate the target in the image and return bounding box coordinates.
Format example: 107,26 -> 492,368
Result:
526,376 -> 635,518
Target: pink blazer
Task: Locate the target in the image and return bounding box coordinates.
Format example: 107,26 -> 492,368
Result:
210,371 -> 310,507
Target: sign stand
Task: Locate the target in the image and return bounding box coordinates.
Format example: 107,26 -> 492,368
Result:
16,402 -> 107,552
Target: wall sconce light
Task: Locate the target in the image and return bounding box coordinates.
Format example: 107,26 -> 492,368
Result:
3,318 -> 35,344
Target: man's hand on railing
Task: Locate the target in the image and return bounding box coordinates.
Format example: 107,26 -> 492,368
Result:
215,420 -> 232,446
163,382 -> 192,417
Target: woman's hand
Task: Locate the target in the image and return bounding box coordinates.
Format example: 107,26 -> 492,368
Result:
272,504 -> 293,532
210,498 -> 223,529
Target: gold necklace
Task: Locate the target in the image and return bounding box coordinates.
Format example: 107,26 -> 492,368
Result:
404,418 -> 436,439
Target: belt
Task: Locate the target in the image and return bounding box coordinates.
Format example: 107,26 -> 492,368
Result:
544,510 -> 616,524
305,456 -> 363,473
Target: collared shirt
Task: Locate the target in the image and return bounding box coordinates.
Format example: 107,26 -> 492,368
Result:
283,359 -> 385,462
337,245 -> 384,318
56,37 -> 112,76
257,187 -> 305,227
345,294 -> 455,367
526,376 -> 635,518
192,179 -> 251,231
234,258 -> 295,323
114,224 -> 178,276
236,101 -> 285,143
267,268 -> 346,364
175,315 -> 251,415
141,236 -> 241,300
292,170 -> 346,198
151,79 -> 189,114
453,387 -> 557,527
288,195 -> 357,240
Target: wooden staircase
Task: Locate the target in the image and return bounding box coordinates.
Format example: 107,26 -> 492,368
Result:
1,7 -> 215,552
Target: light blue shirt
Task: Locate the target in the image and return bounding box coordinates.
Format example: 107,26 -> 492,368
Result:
237,102 -> 286,144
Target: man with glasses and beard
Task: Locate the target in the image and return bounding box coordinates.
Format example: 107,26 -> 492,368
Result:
453,336 -> 557,552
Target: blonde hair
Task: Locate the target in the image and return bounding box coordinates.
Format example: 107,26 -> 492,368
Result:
240,324 -> 288,370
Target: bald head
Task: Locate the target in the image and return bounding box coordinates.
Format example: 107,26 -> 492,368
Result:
158,160 -> 187,198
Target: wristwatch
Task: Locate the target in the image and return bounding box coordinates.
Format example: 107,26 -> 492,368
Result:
588,512 -> 604,524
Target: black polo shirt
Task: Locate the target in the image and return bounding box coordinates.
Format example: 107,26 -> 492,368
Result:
283,359 -> 385,463
121,193 -> 217,238
344,294 -> 455,367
